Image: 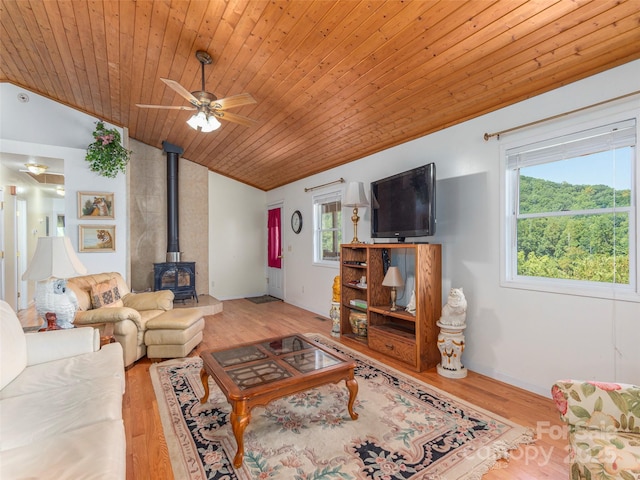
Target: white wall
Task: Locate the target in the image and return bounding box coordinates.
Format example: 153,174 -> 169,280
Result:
267,60 -> 640,396
0,83 -> 128,292
208,171 -> 267,299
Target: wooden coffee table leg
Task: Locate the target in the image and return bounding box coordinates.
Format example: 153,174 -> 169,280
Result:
230,400 -> 251,468
345,375 -> 359,420
199,368 -> 210,403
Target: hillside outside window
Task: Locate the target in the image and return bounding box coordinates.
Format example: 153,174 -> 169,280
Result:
503,117 -> 637,299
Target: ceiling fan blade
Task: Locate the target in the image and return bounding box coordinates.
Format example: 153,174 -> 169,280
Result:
213,93 -> 257,110
19,169 -> 64,176
136,104 -> 197,111
160,78 -> 200,105
214,110 -> 259,127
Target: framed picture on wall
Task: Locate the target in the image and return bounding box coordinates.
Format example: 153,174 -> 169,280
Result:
78,191 -> 115,219
79,225 -> 116,252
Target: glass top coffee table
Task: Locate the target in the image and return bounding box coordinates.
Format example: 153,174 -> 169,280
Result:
200,334 -> 358,468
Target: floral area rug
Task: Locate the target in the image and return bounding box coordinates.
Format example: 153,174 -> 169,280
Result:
150,333 -> 533,480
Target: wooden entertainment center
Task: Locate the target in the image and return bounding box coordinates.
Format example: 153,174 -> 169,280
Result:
340,243 -> 442,372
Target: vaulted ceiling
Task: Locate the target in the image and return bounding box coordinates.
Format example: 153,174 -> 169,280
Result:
1,0 -> 639,191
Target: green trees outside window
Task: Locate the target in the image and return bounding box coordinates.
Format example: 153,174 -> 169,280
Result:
320,201 -> 342,261
313,192 -> 342,264
517,175 -> 630,284
511,137 -> 634,287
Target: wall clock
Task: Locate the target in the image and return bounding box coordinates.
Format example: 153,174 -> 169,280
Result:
291,210 -> 303,234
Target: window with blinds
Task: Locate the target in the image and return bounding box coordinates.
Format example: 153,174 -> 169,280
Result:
503,118 -> 637,296
313,191 -> 342,264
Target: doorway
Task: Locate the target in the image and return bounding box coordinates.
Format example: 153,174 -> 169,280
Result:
267,204 -> 284,299
16,199 -> 28,309
0,152 -> 65,310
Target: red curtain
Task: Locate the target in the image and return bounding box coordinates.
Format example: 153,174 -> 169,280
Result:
268,208 -> 282,268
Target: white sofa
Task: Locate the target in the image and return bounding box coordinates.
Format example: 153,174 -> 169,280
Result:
0,300 -> 126,479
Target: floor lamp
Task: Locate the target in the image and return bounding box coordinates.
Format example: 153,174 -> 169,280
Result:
344,181 -> 369,244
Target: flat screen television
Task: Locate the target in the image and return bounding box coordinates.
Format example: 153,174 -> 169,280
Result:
371,163 -> 436,242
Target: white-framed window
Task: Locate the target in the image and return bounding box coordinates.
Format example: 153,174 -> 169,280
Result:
313,190 -> 342,266
501,115 -> 638,300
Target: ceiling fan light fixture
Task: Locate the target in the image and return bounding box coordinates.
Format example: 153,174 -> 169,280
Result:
25,163 -> 48,175
187,110 -> 221,133
201,115 -> 221,133
187,111 -> 205,130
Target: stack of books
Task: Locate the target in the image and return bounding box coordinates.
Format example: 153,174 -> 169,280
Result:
349,299 -> 368,309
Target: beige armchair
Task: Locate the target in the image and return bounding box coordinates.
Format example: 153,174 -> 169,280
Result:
67,272 -> 174,367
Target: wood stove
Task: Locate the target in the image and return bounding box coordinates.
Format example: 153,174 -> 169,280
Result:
152,141 -> 197,302
154,262 -> 197,302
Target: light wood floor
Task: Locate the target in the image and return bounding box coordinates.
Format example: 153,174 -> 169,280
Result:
124,299 -> 568,479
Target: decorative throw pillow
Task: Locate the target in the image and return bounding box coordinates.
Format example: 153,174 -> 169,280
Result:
91,279 -> 123,309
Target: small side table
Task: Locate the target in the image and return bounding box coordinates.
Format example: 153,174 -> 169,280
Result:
99,323 -> 116,348
22,325 -> 42,333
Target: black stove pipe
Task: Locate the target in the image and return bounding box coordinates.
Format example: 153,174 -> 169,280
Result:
162,141 -> 184,263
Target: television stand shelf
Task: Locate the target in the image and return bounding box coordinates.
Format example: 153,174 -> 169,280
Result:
340,243 -> 441,372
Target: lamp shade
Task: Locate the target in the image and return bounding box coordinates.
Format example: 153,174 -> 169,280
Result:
21,236 -> 87,281
187,111 -> 207,130
200,115 -> 221,132
344,181 -> 369,207
382,266 -> 404,287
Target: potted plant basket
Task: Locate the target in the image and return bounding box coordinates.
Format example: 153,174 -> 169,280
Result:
85,121 -> 131,178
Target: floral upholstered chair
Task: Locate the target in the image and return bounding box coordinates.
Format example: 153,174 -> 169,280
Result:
552,380 -> 640,479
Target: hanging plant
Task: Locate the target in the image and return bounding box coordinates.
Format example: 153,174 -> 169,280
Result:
85,121 -> 132,178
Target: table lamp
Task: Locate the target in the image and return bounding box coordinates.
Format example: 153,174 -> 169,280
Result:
21,236 -> 87,330
382,266 -> 404,311
344,181 -> 369,243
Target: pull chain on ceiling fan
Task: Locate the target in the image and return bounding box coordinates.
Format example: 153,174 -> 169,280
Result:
136,51 -> 257,132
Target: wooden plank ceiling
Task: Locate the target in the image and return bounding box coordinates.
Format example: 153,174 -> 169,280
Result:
1,0 -> 639,191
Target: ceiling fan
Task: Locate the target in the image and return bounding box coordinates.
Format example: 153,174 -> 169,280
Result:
136,51 -> 257,132
19,163 -> 63,177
